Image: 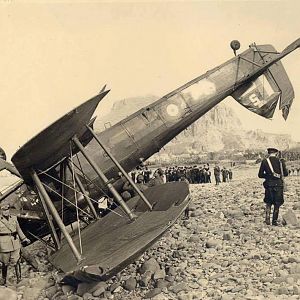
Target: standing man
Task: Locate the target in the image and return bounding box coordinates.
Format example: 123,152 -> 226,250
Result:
148,168 -> 164,187
214,164 -> 221,185
0,204 -> 30,285
258,148 -> 288,226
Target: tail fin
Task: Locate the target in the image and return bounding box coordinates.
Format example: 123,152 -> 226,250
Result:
232,44 -> 294,120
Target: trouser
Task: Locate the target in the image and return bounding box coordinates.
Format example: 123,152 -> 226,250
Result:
1,261 -> 21,285
265,203 -> 280,225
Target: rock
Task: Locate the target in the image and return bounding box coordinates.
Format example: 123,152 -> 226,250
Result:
90,281 -> 107,294
290,264 -> 300,274
225,209 -> 244,218
92,286 -> 106,297
188,235 -> 201,243
169,282 -> 189,294
293,203 -> 300,210
277,286 -> 289,295
143,288 -> 162,299
165,275 -> 175,283
45,285 -> 59,298
22,287 -> 44,300
153,268 -> 166,280
0,287 -> 17,300
124,277 -> 136,291
140,271 -> 152,287
155,279 -> 170,289
62,285 -> 76,295
282,210 -> 299,226
198,279 -> 208,287
166,266 -> 176,276
113,286 -> 123,293
205,239 -> 221,249
293,285 -> 300,295
139,258 -> 160,275
223,232 -> 233,241
82,292 -> 93,300
109,282 -> 120,292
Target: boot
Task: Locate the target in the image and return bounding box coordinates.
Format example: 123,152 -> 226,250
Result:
15,263 -> 21,284
272,206 -> 280,226
1,264 -> 8,286
265,204 -> 271,225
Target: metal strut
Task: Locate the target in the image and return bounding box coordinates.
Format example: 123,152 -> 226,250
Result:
30,169 -> 83,263
72,136 -> 137,222
66,159 -> 99,220
86,125 -> 153,211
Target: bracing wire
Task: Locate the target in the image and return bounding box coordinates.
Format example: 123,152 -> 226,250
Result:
41,182 -> 93,219
69,161 -> 127,216
38,169 -> 124,218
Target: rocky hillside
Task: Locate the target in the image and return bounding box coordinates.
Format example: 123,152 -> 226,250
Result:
95,96 -> 297,154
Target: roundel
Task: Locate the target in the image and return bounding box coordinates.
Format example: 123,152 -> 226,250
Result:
166,104 -> 180,117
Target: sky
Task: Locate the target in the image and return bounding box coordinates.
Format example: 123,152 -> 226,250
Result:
1,1 -> 300,160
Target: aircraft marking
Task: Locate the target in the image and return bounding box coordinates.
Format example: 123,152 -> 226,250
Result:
166,104 -> 180,117
186,79 -> 217,102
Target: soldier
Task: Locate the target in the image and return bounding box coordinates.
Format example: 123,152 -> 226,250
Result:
258,148 -> 288,226
0,204 -> 30,285
123,174 -> 148,197
148,168 -> 164,187
214,164 -> 221,185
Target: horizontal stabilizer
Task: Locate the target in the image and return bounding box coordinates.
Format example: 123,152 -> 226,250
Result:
232,71 -> 280,119
232,44 -> 295,120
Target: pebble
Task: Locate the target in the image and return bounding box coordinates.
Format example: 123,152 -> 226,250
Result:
14,167 -> 300,300
124,277 -> 136,291
143,288 -> 162,299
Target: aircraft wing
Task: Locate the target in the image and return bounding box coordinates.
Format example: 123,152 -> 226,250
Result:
11,90 -> 109,183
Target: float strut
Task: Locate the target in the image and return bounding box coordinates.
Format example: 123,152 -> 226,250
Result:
31,169 -> 83,263
66,159 -> 99,220
35,188 -> 61,250
72,136 -> 137,221
86,125 -> 153,211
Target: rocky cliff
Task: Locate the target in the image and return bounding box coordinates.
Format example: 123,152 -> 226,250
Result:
95,96 -> 296,154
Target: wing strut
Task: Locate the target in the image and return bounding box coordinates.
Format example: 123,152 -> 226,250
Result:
30,169 -> 83,263
72,136 -> 138,222
86,125 -> 153,211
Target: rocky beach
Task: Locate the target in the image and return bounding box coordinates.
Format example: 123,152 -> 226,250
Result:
1,165 -> 300,300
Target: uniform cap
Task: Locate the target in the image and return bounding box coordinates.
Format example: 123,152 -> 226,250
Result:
267,147 -> 279,154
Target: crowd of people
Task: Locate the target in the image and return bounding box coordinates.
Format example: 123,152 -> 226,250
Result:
128,164 -> 233,186
165,164 -> 233,185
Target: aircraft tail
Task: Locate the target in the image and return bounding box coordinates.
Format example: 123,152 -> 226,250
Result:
232,44 -> 294,120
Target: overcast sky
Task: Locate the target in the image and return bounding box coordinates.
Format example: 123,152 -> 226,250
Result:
1,1 -> 300,159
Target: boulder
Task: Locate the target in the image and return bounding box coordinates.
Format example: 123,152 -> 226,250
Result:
282,210 -> 298,226
124,277 -> 136,291
139,258 -> 160,275
0,287 -> 17,300
143,288 -> 162,299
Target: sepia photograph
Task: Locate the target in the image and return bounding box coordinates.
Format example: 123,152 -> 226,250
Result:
0,1 -> 300,299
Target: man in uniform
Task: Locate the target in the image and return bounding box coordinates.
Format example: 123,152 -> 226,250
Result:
258,148 -> 288,226
0,204 -> 30,285
123,174 -> 148,197
148,168 -> 164,187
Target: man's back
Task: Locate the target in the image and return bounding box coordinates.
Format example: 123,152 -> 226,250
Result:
258,156 -> 288,182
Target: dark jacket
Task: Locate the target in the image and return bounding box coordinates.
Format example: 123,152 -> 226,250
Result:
258,156 -> 288,186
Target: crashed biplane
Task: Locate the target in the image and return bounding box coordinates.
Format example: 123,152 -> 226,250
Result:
0,38 -> 299,282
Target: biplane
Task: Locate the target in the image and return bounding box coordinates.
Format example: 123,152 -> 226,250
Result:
0,38 -> 299,283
